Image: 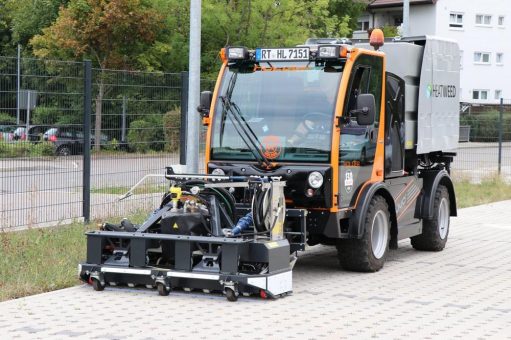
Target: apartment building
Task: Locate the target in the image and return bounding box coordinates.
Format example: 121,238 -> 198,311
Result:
354,0 -> 510,103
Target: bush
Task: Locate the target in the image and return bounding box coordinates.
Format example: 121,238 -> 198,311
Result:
460,113 -> 511,142
0,141 -> 55,158
163,107 -> 181,152
0,112 -> 16,124
127,115 -> 165,153
103,138 -> 120,151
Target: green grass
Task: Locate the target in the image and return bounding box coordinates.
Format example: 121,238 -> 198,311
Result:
91,184 -> 167,195
454,177 -> 511,208
0,212 -> 149,302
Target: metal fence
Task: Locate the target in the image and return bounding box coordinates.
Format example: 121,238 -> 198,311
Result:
1,54 -> 510,229
453,99 -> 511,181
0,55 -> 216,229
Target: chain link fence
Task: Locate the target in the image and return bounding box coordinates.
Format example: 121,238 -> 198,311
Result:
1,55 -> 215,229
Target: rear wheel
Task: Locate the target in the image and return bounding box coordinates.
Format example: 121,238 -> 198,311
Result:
411,185 -> 450,251
337,195 -> 390,272
57,145 -> 71,156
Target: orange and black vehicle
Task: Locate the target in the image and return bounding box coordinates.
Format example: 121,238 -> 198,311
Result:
198,30 -> 461,272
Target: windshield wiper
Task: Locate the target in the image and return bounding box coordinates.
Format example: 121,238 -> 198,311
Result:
218,72 -> 272,168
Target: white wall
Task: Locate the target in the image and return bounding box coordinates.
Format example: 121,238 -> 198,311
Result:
409,5 -> 437,36
434,0 -> 510,103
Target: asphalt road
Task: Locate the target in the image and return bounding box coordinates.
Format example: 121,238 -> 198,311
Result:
0,200 -> 510,339
0,143 -> 510,228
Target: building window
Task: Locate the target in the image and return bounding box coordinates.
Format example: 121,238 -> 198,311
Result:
474,52 -> 491,64
357,19 -> 370,31
496,53 -> 503,65
476,14 -> 492,26
498,16 -> 505,26
449,13 -> 463,28
495,90 -> 502,100
472,90 -> 489,100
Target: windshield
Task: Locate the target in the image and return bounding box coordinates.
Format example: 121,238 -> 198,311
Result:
211,62 -> 342,163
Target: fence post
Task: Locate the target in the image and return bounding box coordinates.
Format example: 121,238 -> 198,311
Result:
498,98 -> 503,175
83,60 -> 92,223
180,71 -> 189,165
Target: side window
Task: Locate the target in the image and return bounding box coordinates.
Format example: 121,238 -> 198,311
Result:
340,54 -> 383,165
343,54 -> 383,122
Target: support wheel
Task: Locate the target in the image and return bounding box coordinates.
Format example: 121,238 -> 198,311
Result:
157,283 -> 170,296
411,185 -> 450,251
337,195 -> 390,272
225,288 -> 238,302
92,278 -> 105,291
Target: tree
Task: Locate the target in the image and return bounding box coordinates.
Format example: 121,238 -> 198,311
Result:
0,0 -> 14,55
30,0 -> 167,149
7,0 -> 70,49
200,0 -> 351,78
328,0 -> 368,34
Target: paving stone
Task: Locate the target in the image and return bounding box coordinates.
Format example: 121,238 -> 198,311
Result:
0,201 -> 511,339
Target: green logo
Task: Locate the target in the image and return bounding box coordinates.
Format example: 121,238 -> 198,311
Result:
426,84 -> 432,98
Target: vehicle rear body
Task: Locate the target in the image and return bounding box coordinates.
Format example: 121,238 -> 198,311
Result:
203,36 -> 460,248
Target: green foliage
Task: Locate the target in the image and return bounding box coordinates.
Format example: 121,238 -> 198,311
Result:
381,25 -> 399,38
103,138 -> 120,151
460,113 -> 511,142
328,0 -> 368,33
127,115 -> 164,153
0,112 -> 16,124
0,141 -> 55,158
7,0 -> 69,48
163,107 -> 181,152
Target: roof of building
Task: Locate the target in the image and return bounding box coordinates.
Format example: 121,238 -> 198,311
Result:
368,0 -> 437,9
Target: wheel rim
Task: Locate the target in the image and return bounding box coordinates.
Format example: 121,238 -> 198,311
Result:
371,210 -> 389,259
438,198 -> 449,239
59,147 -> 70,156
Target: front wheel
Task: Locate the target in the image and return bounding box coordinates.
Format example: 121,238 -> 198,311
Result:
411,185 -> 450,251
337,195 -> 390,272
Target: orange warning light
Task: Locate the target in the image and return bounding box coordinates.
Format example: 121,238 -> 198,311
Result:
370,29 -> 385,50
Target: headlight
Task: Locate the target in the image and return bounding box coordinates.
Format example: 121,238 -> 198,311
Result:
308,171 -> 323,188
227,47 -> 249,61
211,168 -> 225,176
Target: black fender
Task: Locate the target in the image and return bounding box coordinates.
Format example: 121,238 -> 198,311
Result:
419,169 -> 457,219
349,182 -> 398,244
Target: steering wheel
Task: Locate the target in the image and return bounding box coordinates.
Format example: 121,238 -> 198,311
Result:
302,112 -> 330,132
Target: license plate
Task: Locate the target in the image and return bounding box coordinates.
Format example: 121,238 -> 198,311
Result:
255,48 -> 310,62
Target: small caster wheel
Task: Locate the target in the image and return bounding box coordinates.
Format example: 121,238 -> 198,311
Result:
225,288 -> 238,302
157,283 -> 170,296
92,278 -> 105,291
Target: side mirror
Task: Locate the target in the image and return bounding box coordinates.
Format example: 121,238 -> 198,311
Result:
354,93 -> 376,125
197,91 -> 213,117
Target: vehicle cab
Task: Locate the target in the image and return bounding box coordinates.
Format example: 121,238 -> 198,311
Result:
200,36 -> 387,242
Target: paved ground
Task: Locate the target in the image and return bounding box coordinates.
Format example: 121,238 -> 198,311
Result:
1,201 -> 510,339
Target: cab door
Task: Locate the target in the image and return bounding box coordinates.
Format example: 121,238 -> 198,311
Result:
338,53 -> 384,208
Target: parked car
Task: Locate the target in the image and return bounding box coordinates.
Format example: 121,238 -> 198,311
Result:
43,126 -> 110,156
0,125 -> 16,142
43,126 -> 86,156
27,125 -> 52,143
13,127 -> 27,141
